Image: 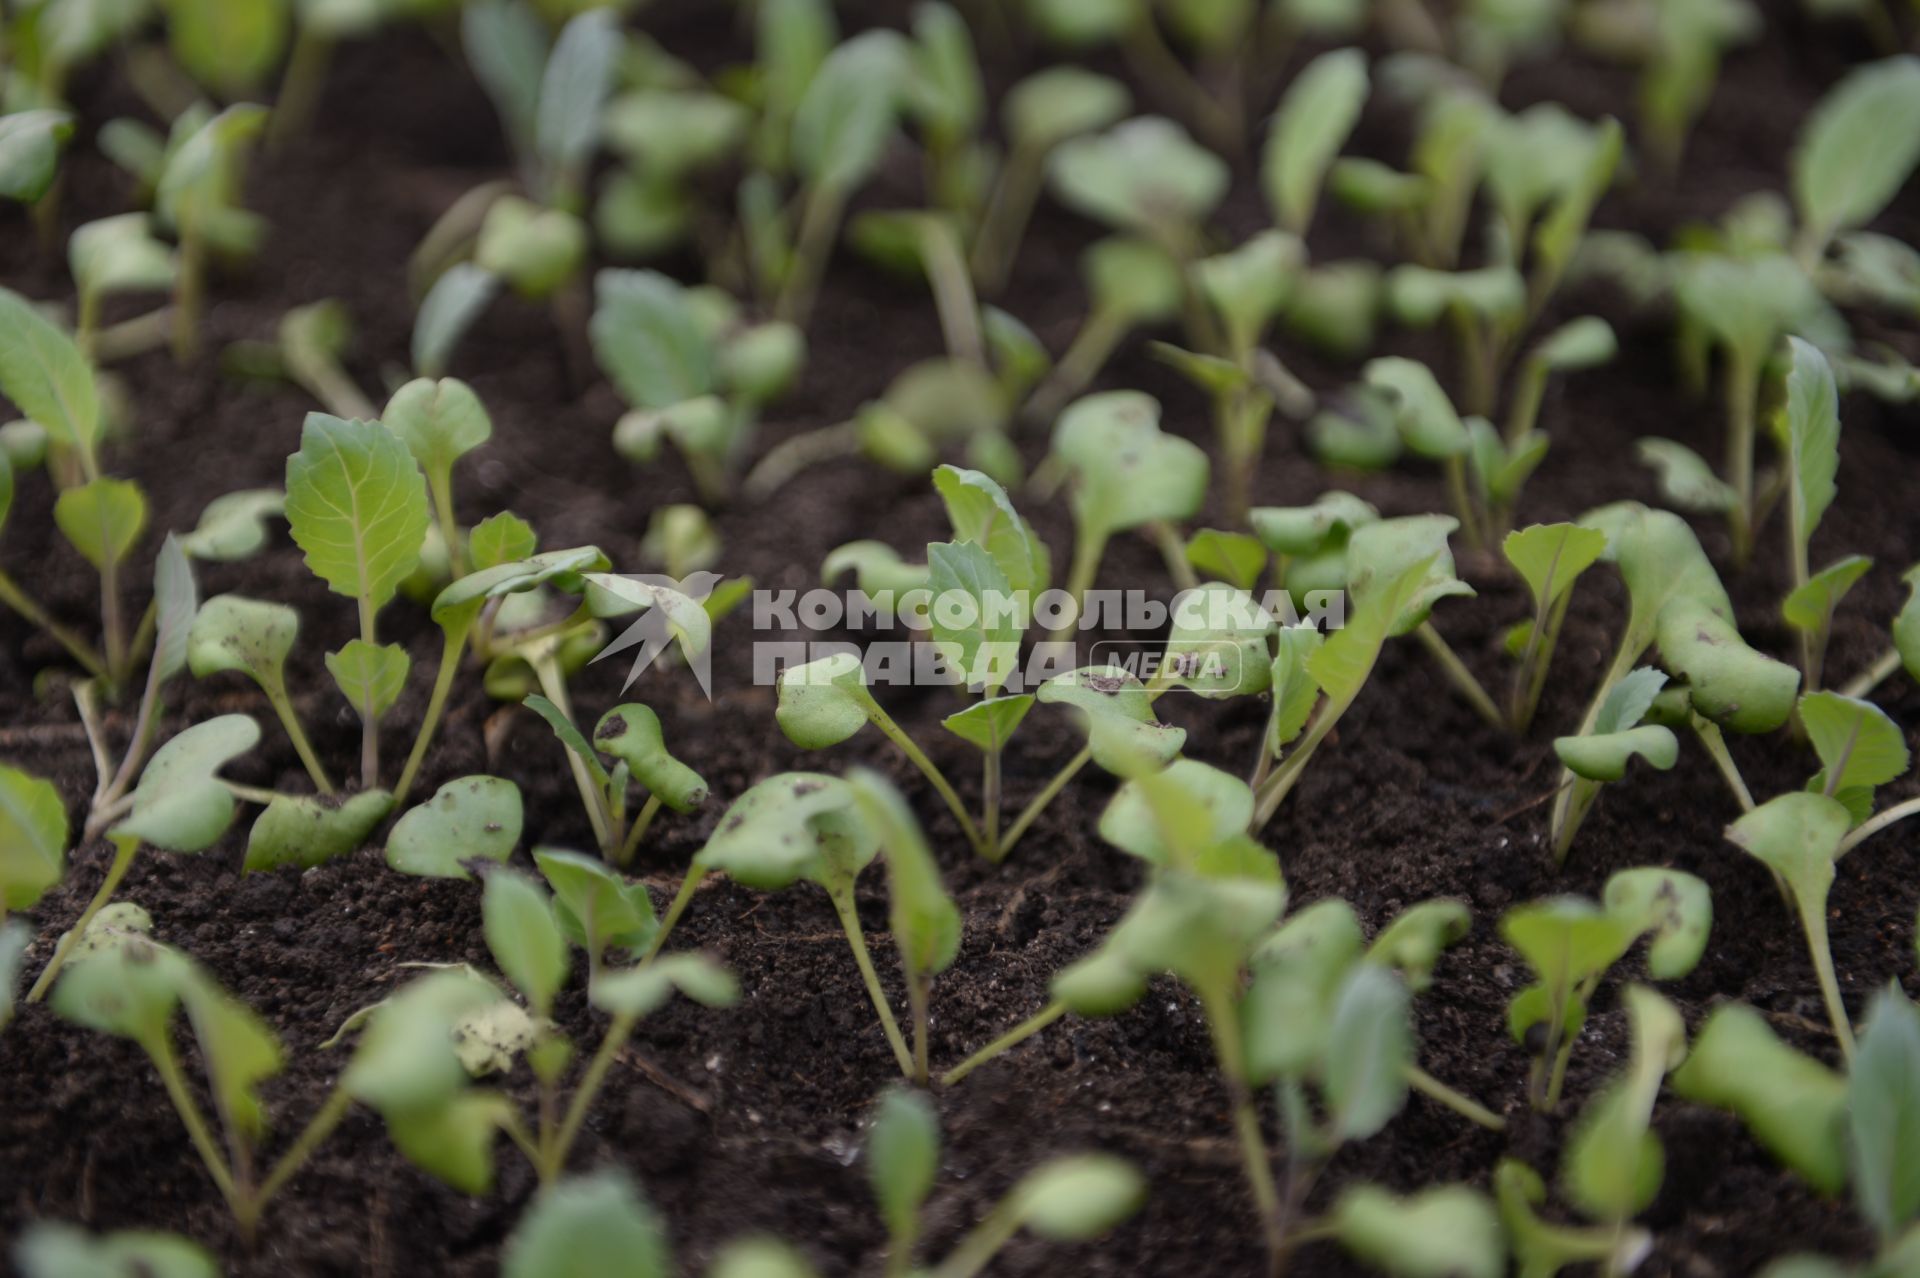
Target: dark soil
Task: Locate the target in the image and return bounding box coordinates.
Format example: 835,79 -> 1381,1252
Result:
3,2 -> 1919,1275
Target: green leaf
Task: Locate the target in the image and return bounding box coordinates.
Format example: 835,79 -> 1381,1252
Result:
180,489 -> 283,561
115,715 -> 260,852
791,30 -> 909,189
775,651 -> 874,750
244,790 -> 393,872
867,1087 -> 939,1245
1165,581 -> 1275,698
590,951 -> 738,1018
1363,357 -> 1469,458
1555,667 -> 1680,782
483,870 -> 567,1015
1083,235 -> 1184,323
590,270 -> 715,410
1243,900 -> 1363,1081
1323,964 -> 1412,1141
1365,898 -> 1470,993
1603,867 -> 1713,979
1193,231 -> 1303,351
1562,985 -> 1683,1222
1250,491 -> 1377,556
475,197 -> 586,298
69,213 -> 175,311
178,963 -> 284,1144
1783,554 -> 1873,637
386,776 -> 525,879
384,1090 -> 515,1194
55,478 -> 146,571
1503,522 -> 1608,614
166,0 -> 286,97
1186,529 -> 1268,592
1502,896 -> 1637,1006
1012,1155 -> 1145,1241
1306,555 -> 1438,706
1850,985 -> 1920,1240
1897,564 -> 1920,682
431,546 -> 610,628
942,694 -> 1033,752
14,1222 -> 219,1278
695,772 -> 878,891
413,263 -> 498,378
1004,66 -> 1130,153
933,464 -> 1049,597
1670,1002 -> 1848,1194
927,540 -> 1019,692
1049,116 -> 1229,234
850,769 -> 960,978
1781,336 -> 1841,547
1793,56 -> 1920,251
1051,391 -> 1207,539
284,414 -> 430,614
1800,691 -> 1910,816
1727,793 -> 1849,939
0,111 -> 75,203
822,540 -> 929,596
1672,252 -> 1825,372
0,285 -> 99,459
1098,759 -> 1253,867
1035,665 -> 1185,776
535,847 -> 659,965
1345,515 -> 1473,635
469,512 -> 538,572
384,377 -> 492,479
524,694 -> 612,788
1332,1184 -> 1502,1278
187,593 -> 297,693
592,704 -> 708,811
463,0 -> 547,162
535,8 -> 621,195
502,1169 -> 670,1278
0,764 -> 68,911
1384,265 -> 1524,329
341,964 -> 500,1115
326,640 -> 409,723
1263,48 -> 1368,234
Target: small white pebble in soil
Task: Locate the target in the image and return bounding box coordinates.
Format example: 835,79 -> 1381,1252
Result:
705,1053 -> 722,1073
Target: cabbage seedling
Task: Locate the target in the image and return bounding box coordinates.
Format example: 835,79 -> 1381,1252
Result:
285,412 -> 430,789
26,714 -> 259,1002
1776,338 -> 1866,696
1503,522 -> 1608,732
157,104 -> 266,361
1550,502 -> 1800,860
383,377 -> 492,579
1495,1158 -> 1652,1278
1572,0 -> 1757,171
1263,49 -> 1370,239
1790,57 -> 1920,270
865,1085 -> 1144,1278
1022,235 -> 1183,422
1047,114 -> 1228,298
1501,867 -> 1711,1109
524,697 -> 708,866
69,213 -> 176,360
187,594 -> 332,793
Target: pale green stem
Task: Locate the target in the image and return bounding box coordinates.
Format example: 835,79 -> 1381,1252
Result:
0,570 -> 108,678
741,421 -> 861,502
1837,796 -> 1920,860
173,231 -> 205,362
1443,452 -> 1485,553
929,1196 -> 1025,1278
906,970 -> 932,1087
429,467 -> 465,579
89,307 -> 177,364
861,695 -> 986,856
101,552 -> 127,688
969,144 -> 1043,295
776,181 -> 848,327
1416,622 -> 1505,731
1504,356 -> 1548,448
1510,588 -> 1573,734
1404,1063 -> 1505,1130
1048,525 -> 1109,646
827,882 -> 916,1078
268,26 -> 334,151
981,749 -> 1001,856
263,676 -> 335,796
27,834 -> 140,1003
995,745 -> 1092,862
643,869 -> 707,963
1024,307 -> 1126,424
923,221 -> 983,367
1690,717 -> 1754,812
395,620 -> 471,804
544,1009 -> 640,1181
1839,648 -> 1903,701
615,794 -> 662,868
532,654 -> 614,853
1797,892 -> 1855,1062
940,1001 -> 1067,1087
245,1084 -> 353,1226
1726,350 -> 1759,567
1199,983 -> 1285,1267
1146,520 -> 1199,592
148,1032 -> 245,1220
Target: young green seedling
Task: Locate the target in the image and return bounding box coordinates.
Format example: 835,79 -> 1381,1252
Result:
157,104 -> 266,361
1047,391 -> 1207,637
1326,1183 -> 1503,1278
14,1220 -> 217,1278
1572,0 -> 1757,171
1502,867 -> 1710,1110
1550,502 -> 1801,859
1047,113 -> 1227,293
1790,57 -> 1920,270
385,775 -> 525,879
1552,667 -> 1682,814
971,66 -> 1131,293
27,713 -> 259,1002
68,213 -> 176,360
1504,522 -> 1609,732
285,412 -> 429,789
777,652 -> 987,858
0,106 -> 74,247
384,377 -> 492,579
524,697 -> 708,866
186,594 -> 332,794
864,1084 -> 1145,1278
1263,49 -> 1370,239
473,865 -> 738,1182
1776,338 -> 1866,696
1023,235 -> 1184,422
1251,491 -> 1378,610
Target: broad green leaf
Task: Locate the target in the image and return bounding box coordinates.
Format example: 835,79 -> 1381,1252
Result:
387,776 -> 525,879
1603,867 -> 1713,978
463,0 -> 547,161
1793,57 -> 1920,251
1365,898 -> 1471,993
928,540 -> 1020,692
791,30 -> 909,189
1384,265 -> 1524,329
1250,491 -> 1378,556
1011,1155 -> 1145,1241
1083,235 -> 1184,323
1635,438 -> 1739,514
1727,794 -> 1849,966
1051,391 -> 1207,538
1783,555 -> 1873,637
535,9 -> 621,194
593,704 -> 708,811
1555,667 -> 1680,782
1502,896 -> 1637,1004
1185,529 -> 1268,592
469,512 -> 538,572
327,640 -> 409,722
413,263 -> 499,377
178,964 -> 283,1144
590,270 -> 715,409
850,769 -> 960,978
0,111 -> 75,203
167,0 -> 287,96
942,694 -> 1033,752
1244,900 -> 1364,1081
1035,665 -> 1185,776
1194,231 -> 1303,351
590,951 -> 738,1018
1345,515 -> 1473,635
431,546 -> 610,627
187,594 -> 297,691
775,651 -> 873,749
1332,1184 -> 1502,1278
244,790 -> 392,872
906,2 -> 983,143
524,694 -> 611,788
1099,759 -> 1252,867
1504,523 -> 1608,614
474,197 -> 586,298
695,772 -> 878,891
384,377 -> 492,478
1672,252 -> 1825,372
14,1222 -> 218,1278
867,1087 -> 939,1245
115,715 -> 259,852
180,489 -> 282,561
1306,555 -> 1439,705
1004,66 -> 1130,153
1264,48 -> 1368,234
1849,985 -> 1920,1239
70,213 -> 175,306
54,478 -> 146,571
535,847 -> 659,963
1800,691 -> 1910,816
50,907 -> 186,1046
1529,315 -> 1618,371
384,1090 -> 515,1194
822,541 -> 929,597
1363,357 -> 1468,458
1165,582 -> 1274,698
933,464 -> 1049,597
0,285 -> 99,459
1780,336 -> 1841,547
1323,964 -> 1412,1141
284,414 -> 430,614
1671,1002 -> 1848,1193
0,764 -> 68,910
1049,116 -> 1229,234
503,1169 -> 669,1278
483,870 -> 567,1015
604,90 -> 750,176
